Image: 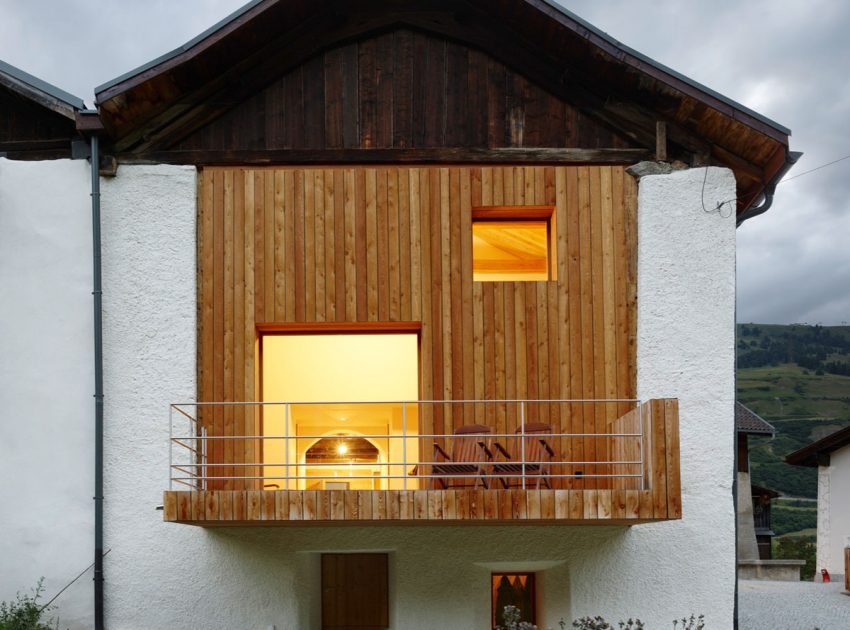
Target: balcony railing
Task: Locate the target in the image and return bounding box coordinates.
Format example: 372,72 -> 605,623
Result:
164,398 -> 681,525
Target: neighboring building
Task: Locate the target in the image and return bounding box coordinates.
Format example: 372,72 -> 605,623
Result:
1,2 -> 797,629
787,425 -> 850,582
0,61 -> 94,629
736,402 -> 777,561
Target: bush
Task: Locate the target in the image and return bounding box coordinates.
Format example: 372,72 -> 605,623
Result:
775,535 -> 817,581
0,579 -> 57,630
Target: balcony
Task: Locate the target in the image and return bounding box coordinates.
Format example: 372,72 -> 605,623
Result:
163,399 -> 680,525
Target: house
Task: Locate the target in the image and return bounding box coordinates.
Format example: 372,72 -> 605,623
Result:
736,402 -> 777,562
1,1 -> 796,629
787,425 -> 850,585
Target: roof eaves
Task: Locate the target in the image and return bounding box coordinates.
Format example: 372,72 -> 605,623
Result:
94,0 -> 267,97
786,425 -> 850,468
535,0 -> 791,138
0,58 -> 85,114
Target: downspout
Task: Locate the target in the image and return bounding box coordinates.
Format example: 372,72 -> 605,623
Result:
736,151 -> 802,227
90,133 -> 105,630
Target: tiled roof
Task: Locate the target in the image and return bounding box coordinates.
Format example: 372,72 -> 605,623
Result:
736,402 -> 775,436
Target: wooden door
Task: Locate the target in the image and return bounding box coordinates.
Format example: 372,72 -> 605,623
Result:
322,553 -> 389,629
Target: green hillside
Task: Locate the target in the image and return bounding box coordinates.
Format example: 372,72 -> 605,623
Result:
737,324 -> 850,499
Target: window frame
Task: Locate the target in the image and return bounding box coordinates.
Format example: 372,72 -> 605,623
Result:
491,571 -> 537,629
471,205 -> 557,282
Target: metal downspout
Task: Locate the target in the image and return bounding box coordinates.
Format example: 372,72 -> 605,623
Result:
736,151 -> 802,227
90,134 -> 105,630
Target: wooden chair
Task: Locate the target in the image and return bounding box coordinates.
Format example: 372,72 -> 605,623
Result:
432,424 -> 493,489
492,423 -> 555,489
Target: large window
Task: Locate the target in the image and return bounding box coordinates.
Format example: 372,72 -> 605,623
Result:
472,206 -> 556,282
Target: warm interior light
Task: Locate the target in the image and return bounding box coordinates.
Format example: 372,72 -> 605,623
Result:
472,218 -> 551,281
336,443 -> 349,456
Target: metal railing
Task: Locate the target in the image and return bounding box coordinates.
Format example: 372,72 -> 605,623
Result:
169,399 -> 647,492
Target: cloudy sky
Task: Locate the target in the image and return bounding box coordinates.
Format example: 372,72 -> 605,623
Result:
1,0 -> 848,325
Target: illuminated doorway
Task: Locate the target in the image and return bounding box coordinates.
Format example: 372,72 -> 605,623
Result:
261,331 -> 419,490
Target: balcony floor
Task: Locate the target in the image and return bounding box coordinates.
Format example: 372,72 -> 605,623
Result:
163,487 -> 680,526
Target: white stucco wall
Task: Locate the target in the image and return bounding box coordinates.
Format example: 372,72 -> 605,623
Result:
101,165 -> 737,630
819,445 -> 850,576
624,166 -> 737,623
0,158 -> 94,629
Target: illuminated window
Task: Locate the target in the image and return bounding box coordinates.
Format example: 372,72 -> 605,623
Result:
472,206 -> 556,282
491,573 -> 536,629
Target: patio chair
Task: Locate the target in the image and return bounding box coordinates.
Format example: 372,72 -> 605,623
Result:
492,423 -> 555,489
432,424 -> 493,489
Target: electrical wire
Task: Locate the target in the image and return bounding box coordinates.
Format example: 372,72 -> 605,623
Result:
701,153 -> 850,212
39,549 -> 112,612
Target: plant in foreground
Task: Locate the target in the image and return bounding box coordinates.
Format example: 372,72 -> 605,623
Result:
0,579 -> 58,630
566,614 -> 703,629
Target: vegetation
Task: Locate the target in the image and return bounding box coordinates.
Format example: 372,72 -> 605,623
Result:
773,535 -> 817,581
737,324 -> 850,501
771,500 -> 817,536
0,580 -> 57,630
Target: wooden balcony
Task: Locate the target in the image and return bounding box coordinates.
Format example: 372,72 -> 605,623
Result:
163,399 -> 680,526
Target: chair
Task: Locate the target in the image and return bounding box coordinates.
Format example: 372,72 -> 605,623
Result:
492,423 -> 555,489
432,424 -> 493,489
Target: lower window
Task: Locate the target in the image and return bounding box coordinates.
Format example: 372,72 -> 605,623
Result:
492,572 -> 536,629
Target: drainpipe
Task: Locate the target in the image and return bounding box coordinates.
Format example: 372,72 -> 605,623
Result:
90,132 -> 105,630
736,151 -> 802,227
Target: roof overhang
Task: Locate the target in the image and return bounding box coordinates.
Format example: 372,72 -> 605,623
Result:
786,425 -> 850,468
93,0 -> 794,219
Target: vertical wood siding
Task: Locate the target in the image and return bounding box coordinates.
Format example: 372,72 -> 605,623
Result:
198,165 -> 637,490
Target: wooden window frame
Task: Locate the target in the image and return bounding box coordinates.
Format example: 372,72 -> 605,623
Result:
491,572 -> 536,630
472,205 -> 557,282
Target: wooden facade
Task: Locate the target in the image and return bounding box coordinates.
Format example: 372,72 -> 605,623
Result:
175,29 -> 638,155
197,164 -> 638,492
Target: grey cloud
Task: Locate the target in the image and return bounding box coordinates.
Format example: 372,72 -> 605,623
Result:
1,0 -> 847,323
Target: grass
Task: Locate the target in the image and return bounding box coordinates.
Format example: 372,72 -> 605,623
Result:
737,359 -> 850,498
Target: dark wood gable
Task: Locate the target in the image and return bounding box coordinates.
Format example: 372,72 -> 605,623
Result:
172,30 -> 641,158
95,0 -> 793,218
0,86 -> 76,158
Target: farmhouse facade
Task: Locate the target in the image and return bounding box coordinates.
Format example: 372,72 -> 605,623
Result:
1,1 -> 795,628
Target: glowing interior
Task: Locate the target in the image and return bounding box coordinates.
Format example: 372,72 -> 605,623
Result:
472,220 -> 550,281
261,334 -> 419,490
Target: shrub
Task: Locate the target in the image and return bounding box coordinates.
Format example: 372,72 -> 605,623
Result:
0,579 -> 57,630
775,535 -> 816,581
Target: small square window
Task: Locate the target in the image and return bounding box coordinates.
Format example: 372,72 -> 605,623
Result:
472,206 -> 556,282
492,572 -> 536,629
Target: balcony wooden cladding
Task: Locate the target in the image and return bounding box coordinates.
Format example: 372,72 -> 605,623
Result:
164,399 -> 680,525
197,165 -> 637,490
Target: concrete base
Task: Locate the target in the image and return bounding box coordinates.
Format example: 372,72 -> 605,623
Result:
738,559 -> 806,581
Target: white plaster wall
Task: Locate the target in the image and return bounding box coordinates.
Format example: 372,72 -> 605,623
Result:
822,445 -> 850,576
567,167 -> 738,626
0,158 -> 94,629
817,463 -> 831,576
101,165 -> 738,630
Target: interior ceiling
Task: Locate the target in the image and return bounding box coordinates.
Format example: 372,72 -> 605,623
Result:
472,222 -> 548,272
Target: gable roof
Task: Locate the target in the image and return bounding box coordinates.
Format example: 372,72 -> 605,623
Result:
736,402 -> 775,436
786,425 -> 850,468
93,0 -> 794,218
0,59 -> 85,160
0,59 -> 85,118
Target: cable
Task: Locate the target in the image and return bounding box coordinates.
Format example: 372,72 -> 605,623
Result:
780,154 -> 850,183
39,549 -> 112,612
702,153 -> 850,211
